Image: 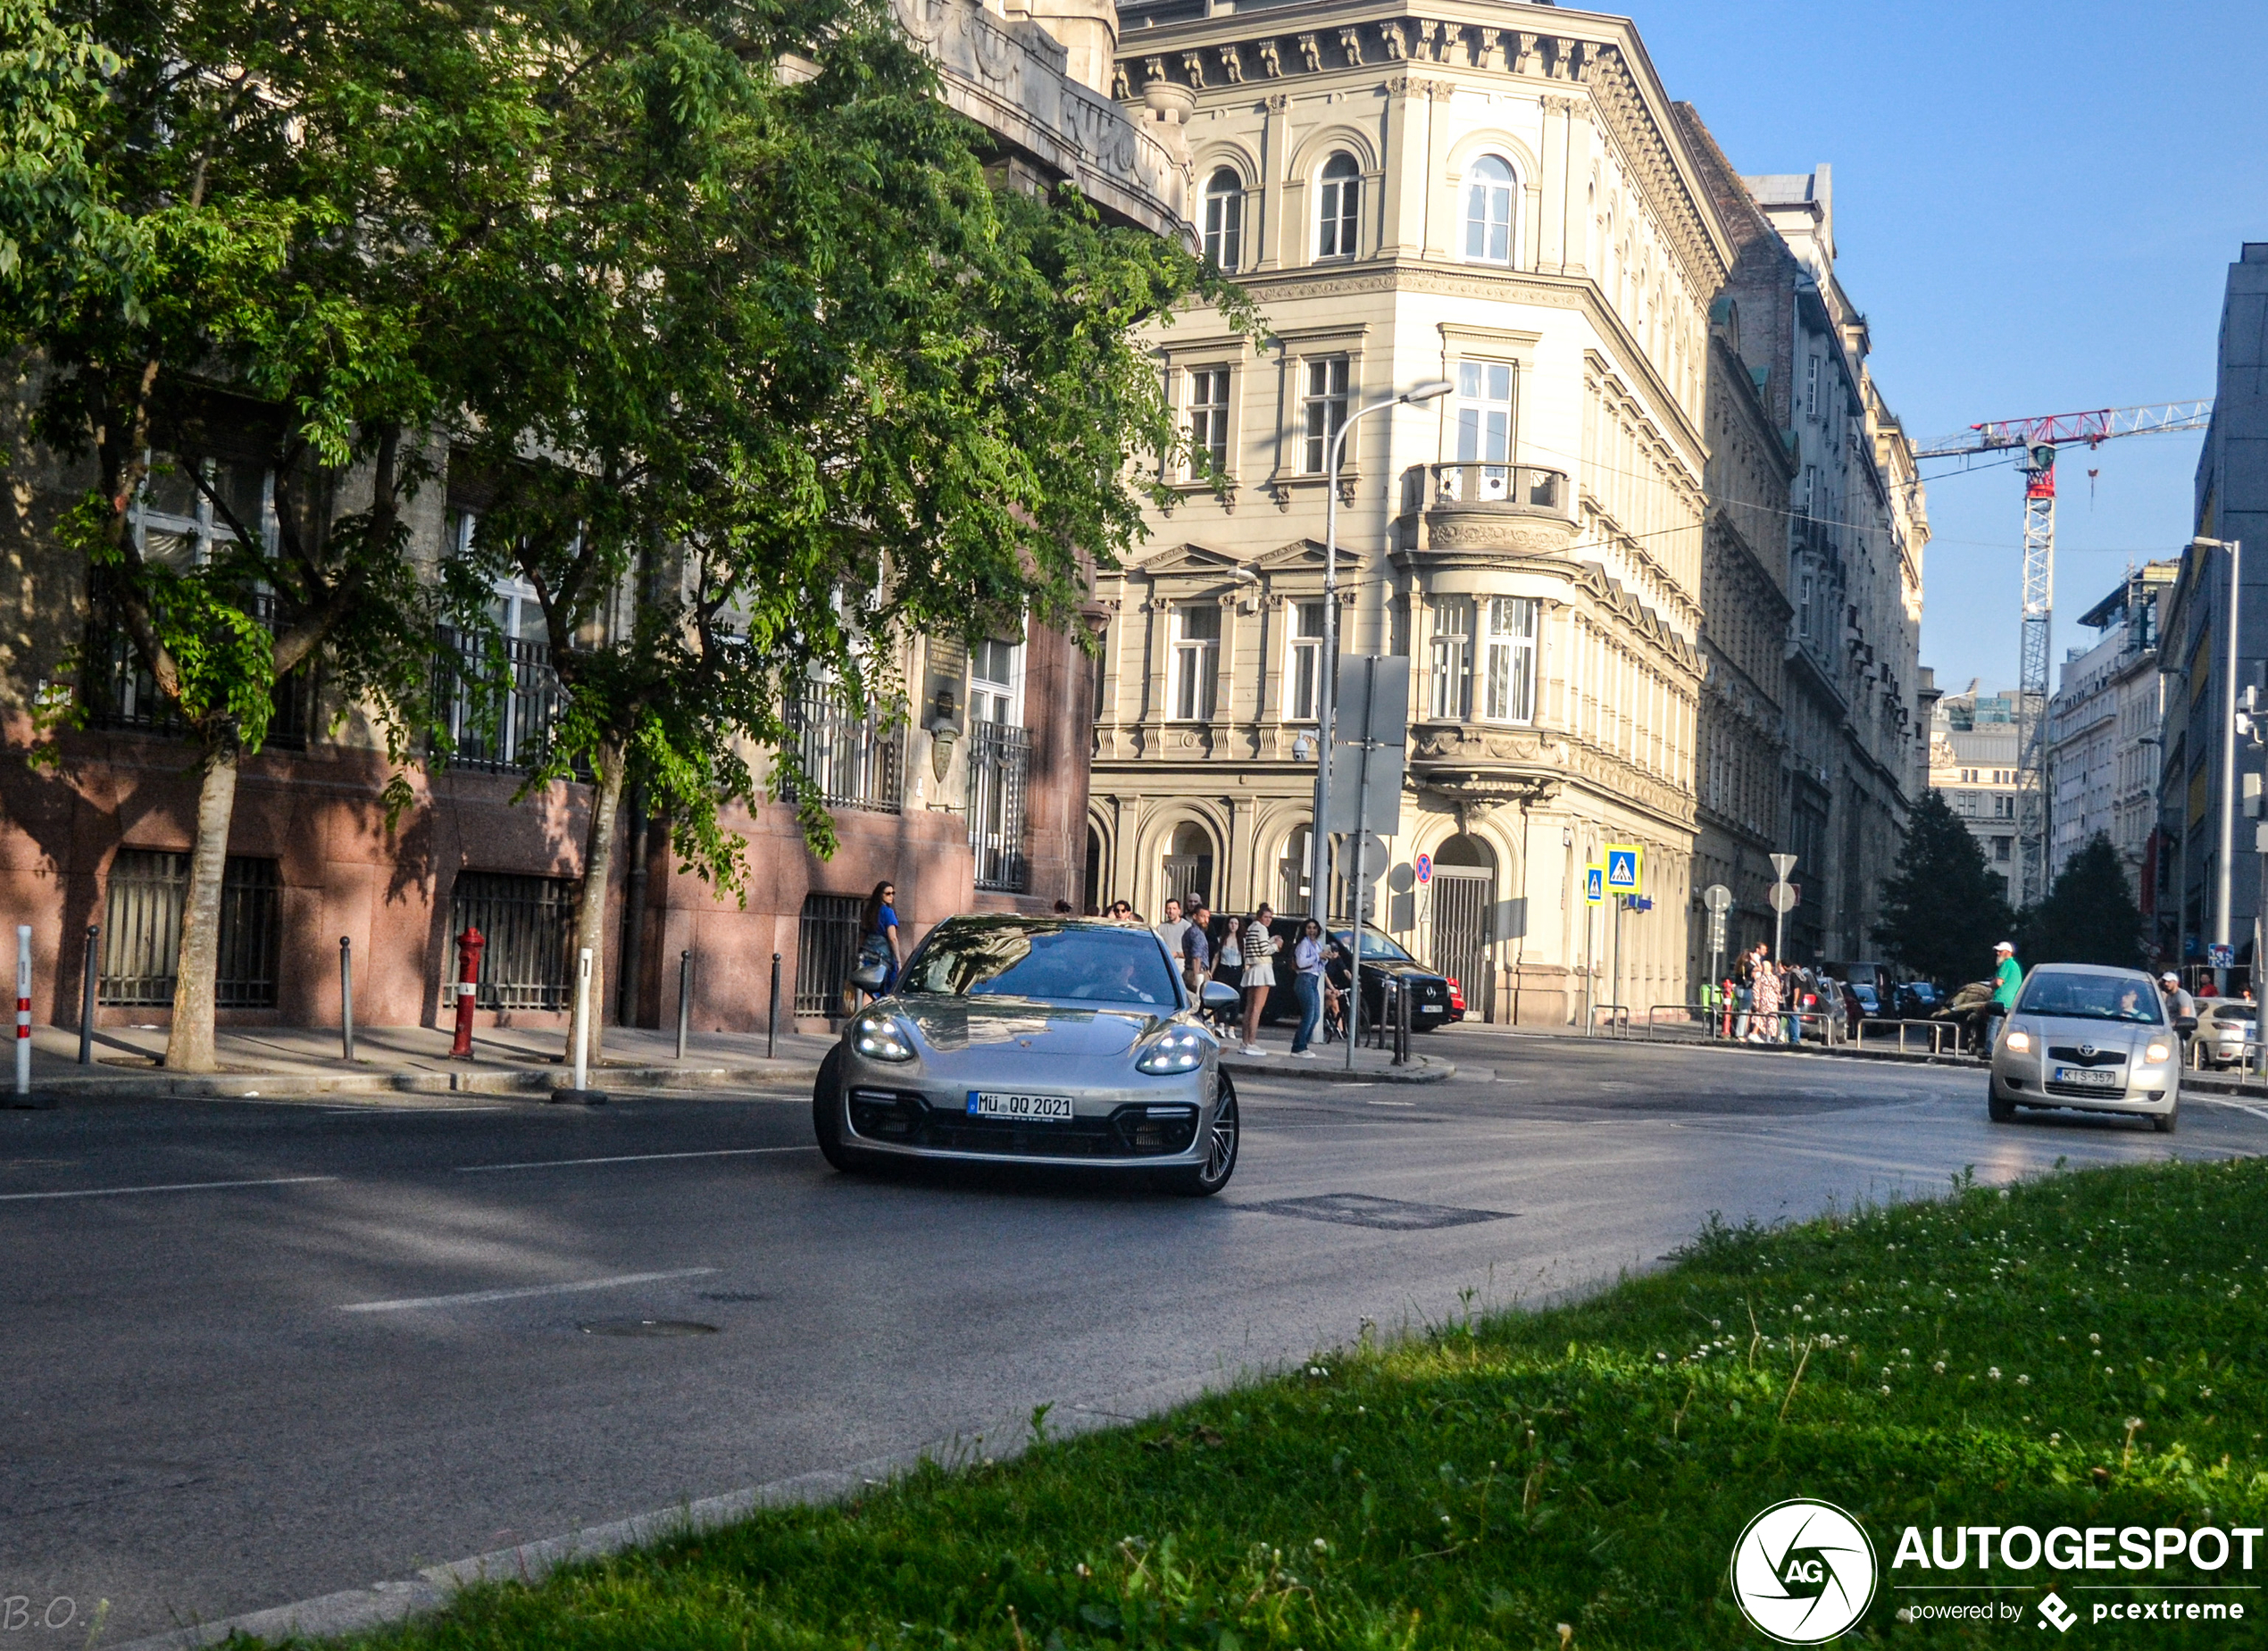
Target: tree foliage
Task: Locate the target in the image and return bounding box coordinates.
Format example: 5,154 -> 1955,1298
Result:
2019,833 -> 2146,971
1872,788 -> 2016,989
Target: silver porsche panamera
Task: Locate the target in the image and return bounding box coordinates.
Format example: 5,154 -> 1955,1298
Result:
811,915 -> 1242,1195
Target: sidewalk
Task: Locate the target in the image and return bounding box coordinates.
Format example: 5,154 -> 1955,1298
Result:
17,1021 -> 837,1100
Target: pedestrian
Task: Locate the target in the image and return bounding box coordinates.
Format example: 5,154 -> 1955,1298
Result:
1748,950 -> 1780,1044
857,880 -> 902,1003
1181,900 -> 1214,996
1731,948 -> 1754,1040
2160,971 -> 2198,1062
1154,897 -> 1189,963
1290,918 -> 1327,1058
1238,905 -> 1280,1055
1985,939 -> 2022,1049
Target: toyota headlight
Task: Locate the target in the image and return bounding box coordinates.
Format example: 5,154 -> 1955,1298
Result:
2004,1029 -> 2031,1054
1136,1025 -> 1209,1074
2144,1041 -> 2172,1065
852,1013 -> 915,1063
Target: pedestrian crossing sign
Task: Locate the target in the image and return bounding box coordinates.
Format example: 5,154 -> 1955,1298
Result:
1583,864 -> 1604,905
1604,844 -> 1643,895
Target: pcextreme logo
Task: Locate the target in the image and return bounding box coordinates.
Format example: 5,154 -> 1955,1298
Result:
1730,1498 -> 1878,1644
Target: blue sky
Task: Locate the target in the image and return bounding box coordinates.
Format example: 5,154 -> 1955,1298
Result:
1624,0 -> 2268,697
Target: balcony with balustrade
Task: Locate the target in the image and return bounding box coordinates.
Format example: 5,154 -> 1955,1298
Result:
1418,463 -> 1576,558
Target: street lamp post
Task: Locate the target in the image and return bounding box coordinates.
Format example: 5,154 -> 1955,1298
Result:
2197,538 -> 2244,994
1307,379 -> 1455,922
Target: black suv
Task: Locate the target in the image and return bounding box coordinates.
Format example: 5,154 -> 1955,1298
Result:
1246,918 -> 1454,1033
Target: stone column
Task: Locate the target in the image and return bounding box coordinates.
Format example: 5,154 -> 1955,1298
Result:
1538,96 -> 1567,272
1379,76 -> 1425,258
1258,93 -> 1290,271
1561,102 -> 1593,278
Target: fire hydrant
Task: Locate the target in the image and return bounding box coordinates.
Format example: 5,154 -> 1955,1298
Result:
449,926 -> 486,1059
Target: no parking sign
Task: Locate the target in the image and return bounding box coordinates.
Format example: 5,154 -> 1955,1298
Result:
1414,853 -> 1432,885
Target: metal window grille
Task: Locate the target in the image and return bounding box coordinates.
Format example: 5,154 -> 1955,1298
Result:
449,871 -> 577,1011
1429,869 -> 1495,1021
99,851 -> 282,1008
968,721 -> 1030,893
83,592 -> 313,746
434,627 -> 569,773
788,683 -> 904,813
796,893 -> 866,1017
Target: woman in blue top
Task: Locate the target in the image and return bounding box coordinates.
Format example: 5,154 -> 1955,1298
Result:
858,881 -> 902,1002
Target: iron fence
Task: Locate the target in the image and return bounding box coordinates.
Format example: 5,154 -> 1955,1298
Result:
99,850 -> 281,1008
788,683 -> 903,813
84,592 -> 314,746
795,892 -> 865,1018
448,871 -> 578,1011
434,627 -> 569,773
968,721 -> 1030,893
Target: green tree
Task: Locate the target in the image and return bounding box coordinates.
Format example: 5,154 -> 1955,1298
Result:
443,0 -> 1242,1055
2019,833 -> 2146,970
1,0 -> 546,1070
1873,788 -> 2015,989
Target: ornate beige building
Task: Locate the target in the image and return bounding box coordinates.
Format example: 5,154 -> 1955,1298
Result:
1087,0 -> 1732,1023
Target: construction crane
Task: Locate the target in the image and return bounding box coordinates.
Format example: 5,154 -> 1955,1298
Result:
1913,400 -> 2214,908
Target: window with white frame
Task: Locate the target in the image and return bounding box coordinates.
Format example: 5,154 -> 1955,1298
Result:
1463,154 -> 1514,264
1301,355 -> 1350,473
1187,367 -> 1230,478
1172,605 -> 1221,720
1482,596 -> 1538,722
1797,572 -> 1814,638
1286,599 -> 1328,721
1454,361 -> 1515,496
1428,597 -> 1472,720
1315,153 -> 1360,259
1805,354 -> 1820,418
448,510 -> 548,645
1202,169 -> 1244,272
133,455 -> 275,564
971,635 -> 1022,724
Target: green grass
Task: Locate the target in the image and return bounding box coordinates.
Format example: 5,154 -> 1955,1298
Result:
301,1157 -> 2267,1649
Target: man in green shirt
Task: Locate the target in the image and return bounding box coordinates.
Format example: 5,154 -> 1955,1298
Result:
1986,940 -> 2022,1049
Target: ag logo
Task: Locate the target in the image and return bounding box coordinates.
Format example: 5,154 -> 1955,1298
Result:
1729,1498 -> 1877,1643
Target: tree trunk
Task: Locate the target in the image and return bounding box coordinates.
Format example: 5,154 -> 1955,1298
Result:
164,747 -> 241,1072
567,744 -> 627,1069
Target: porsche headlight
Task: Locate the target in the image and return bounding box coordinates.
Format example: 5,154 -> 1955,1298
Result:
2003,1029 -> 2031,1054
1136,1025 -> 1208,1074
2144,1041 -> 2172,1065
852,1013 -> 915,1063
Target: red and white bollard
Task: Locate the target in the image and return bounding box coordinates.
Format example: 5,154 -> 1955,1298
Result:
14,925 -> 29,1099
449,925 -> 486,1059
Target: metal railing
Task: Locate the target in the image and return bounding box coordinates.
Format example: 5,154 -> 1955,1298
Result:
1429,462 -> 1569,513
98,851 -> 282,1008
84,592 -> 314,746
788,684 -> 903,814
1849,1017 -> 1961,1057
968,721 -> 1030,893
448,871 -> 577,1011
794,893 -> 865,1018
434,627 -> 568,773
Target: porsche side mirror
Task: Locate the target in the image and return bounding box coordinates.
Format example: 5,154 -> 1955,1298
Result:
1200,980 -> 1240,1013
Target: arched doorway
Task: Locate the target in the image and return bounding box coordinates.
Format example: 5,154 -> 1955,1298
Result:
1160,821 -> 1215,917
1430,833 -> 1497,1021
1083,825 -> 1104,915
1277,823 -> 1314,915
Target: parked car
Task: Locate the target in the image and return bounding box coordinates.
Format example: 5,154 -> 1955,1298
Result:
1249,919 -> 1454,1033
812,915 -> 1242,1194
2197,1000 -> 2257,1070
1987,963 -> 2179,1133
1830,960 -> 1897,1021
1891,980 -> 1941,1020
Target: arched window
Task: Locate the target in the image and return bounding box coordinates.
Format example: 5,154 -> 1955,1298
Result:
1202,169 -> 1244,272
1463,154 -> 1514,264
1315,153 -> 1360,259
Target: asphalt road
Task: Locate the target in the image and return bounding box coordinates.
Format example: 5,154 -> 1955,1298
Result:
4,1030 -> 2263,1645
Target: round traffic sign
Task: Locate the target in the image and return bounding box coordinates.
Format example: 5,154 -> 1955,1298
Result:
1414,853 -> 1432,885
1703,883 -> 1732,913
1768,881 -> 1799,913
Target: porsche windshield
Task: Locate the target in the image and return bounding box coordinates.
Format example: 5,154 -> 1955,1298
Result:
2014,971 -> 2164,1026
897,921 -> 1179,1005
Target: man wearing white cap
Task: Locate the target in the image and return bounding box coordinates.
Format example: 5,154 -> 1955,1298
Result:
1985,939 -> 2022,1049
2160,971 -> 2198,1059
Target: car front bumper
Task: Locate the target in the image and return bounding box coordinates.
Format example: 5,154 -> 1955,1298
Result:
833,1048 -> 1219,1168
1992,1055 -> 2177,1115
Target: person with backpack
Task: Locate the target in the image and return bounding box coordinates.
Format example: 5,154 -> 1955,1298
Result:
856,881 -> 902,1003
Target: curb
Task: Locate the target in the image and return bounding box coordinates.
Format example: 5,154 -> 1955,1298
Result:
1220,1054 -> 1453,1084
18,1060 -> 821,1102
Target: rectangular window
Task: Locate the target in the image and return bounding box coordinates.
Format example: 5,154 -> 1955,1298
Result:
1187,368 -> 1230,478
1286,600 -> 1328,721
1798,572 -> 1814,637
1455,361 -> 1515,497
1428,598 -> 1472,720
1172,605 -> 1221,720
1799,466 -> 1817,519
1805,354 -> 1820,418
1482,596 -> 1538,722
449,871 -> 577,1012
1302,356 -> 1351,473
794,892 -> 865,1017
98,851 -> 281,1009
970,635 -> 1021,724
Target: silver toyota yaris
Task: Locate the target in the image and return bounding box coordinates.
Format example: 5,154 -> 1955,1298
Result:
1988,963 -> 2180,1133
812,915 -> 1242,1195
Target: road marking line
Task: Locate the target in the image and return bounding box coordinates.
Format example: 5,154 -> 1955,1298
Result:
454,1146 -> 816,1173
0,1174 -> 339,1203
338,1267 -> 719,1313
2189,1096 -> 2268,1123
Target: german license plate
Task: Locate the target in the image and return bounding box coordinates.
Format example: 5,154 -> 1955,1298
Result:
2053,1067 -> 2120,1088
968,1091 -> 1074,1122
